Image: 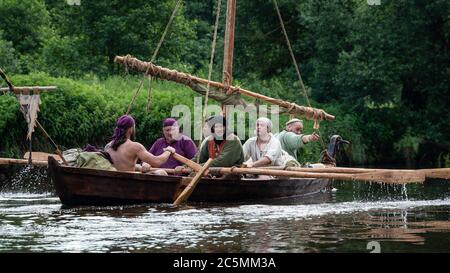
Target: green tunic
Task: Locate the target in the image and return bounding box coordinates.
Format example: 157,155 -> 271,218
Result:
198,134 -> 244,167
274,130 -> 304,160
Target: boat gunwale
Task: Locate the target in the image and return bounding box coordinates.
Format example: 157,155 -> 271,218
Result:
49,157 -> 324,184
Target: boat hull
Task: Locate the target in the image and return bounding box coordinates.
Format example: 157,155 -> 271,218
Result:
48,157 -> 332,206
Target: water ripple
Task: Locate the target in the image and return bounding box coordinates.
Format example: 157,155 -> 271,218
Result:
1,193 -> 450,252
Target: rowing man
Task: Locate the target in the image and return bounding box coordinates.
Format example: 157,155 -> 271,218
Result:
105,115 -> 175,172
148,118 -> 197,169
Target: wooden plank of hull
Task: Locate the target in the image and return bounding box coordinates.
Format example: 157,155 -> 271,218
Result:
187,177 -> 331,203
48,157 -> 332,206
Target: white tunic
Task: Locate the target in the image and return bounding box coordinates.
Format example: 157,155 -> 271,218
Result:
243,134 -> 285,166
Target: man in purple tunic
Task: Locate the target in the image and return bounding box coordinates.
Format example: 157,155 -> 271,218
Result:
149,118 -> 197,169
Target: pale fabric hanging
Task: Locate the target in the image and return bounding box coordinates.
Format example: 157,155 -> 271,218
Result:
19,94 -> 41,140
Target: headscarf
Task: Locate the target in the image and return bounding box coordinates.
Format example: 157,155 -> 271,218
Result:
111,115 -> 135,150
207,116 -> 228,144
163,118 -> 177,127
286,118 -> 303,127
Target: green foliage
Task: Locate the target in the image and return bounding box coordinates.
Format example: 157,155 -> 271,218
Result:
394,129 -> 423,166
444,154 -> 450,168
0,0 -> 50,54
394,131 -> 422,155
44,0 -> 197,75
0,31 -> 21,74
38,35 -> 109,78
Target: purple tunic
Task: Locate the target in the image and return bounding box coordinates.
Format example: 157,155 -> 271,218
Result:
149,135 -> 198,168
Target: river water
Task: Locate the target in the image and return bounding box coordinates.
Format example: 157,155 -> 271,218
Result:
1,165 -> 450,253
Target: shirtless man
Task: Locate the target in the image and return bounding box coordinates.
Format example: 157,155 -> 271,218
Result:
105,115 -> 175,172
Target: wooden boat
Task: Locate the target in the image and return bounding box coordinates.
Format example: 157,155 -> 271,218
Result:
48,157 -> 332,206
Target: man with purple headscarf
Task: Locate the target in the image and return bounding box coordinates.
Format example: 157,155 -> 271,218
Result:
105,115 -> 175,172
149,118 -> 197,169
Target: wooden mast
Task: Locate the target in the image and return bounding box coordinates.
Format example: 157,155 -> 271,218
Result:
222,0 -> 236,114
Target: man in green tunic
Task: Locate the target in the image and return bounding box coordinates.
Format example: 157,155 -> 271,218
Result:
274,118 -> 320,161
198,116 -> 244,167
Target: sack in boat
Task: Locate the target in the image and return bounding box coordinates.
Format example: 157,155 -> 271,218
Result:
62,148 -> 82,167
75,152 -> 116,171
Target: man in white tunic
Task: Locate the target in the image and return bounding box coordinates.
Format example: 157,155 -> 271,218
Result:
243,117 -> 297,168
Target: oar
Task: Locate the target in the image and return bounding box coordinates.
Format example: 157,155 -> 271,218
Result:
173,158 -> 214,205
147,167 -> 191,175
3,150 -> 444,183
208,167 -> 425,184
420,168 -> 450,180
0,158 -> 47,167
171,152 -> 202,172
23,152 -> 60,162
262,166 -> 450,180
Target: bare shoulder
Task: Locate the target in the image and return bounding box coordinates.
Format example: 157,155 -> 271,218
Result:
128,140 -> 146,152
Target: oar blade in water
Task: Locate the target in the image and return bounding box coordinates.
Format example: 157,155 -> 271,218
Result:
421,168 -> 450,180
353,170 -> 425,184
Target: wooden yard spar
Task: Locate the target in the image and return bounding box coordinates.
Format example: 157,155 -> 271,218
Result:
114,55 -> 334,123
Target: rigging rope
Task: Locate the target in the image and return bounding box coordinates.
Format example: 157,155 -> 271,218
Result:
126,0 -> 183,115
199,0 -> 223,152
272,0 -> 327,149
273,0 -> 310,107
146,76 -> 153,112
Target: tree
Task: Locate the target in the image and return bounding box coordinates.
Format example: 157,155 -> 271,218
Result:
45,0 -> 197,75
0,0 -> 50,55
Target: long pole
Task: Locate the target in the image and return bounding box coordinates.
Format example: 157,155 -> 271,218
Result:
0,86 -> 58,94
222,0 -> 236,88
114,56 -> 335,121
3,152 -> 447,183
222,0 -> 236,115
173,158 -> 214,205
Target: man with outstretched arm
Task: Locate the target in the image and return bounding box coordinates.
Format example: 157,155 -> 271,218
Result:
274,118 -> 320,161
105,115 -> 175,172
